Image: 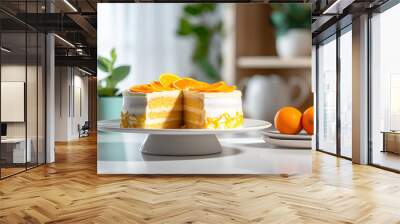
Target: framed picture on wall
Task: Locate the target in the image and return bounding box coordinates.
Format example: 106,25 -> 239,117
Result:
1,81 -> 25,122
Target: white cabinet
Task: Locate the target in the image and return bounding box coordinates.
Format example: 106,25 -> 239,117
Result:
1,138 -> 32,163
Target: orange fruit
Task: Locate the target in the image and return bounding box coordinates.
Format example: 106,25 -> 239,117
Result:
159,73 -> 181,88
274,107 -> 302,135
302,106 -> 314,135
173,78 -> 208,90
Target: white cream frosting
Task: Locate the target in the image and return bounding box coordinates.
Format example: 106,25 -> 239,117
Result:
183,90 -> 243,118
122,90 -> 182,115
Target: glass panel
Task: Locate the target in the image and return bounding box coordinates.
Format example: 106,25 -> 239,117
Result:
317,37 -> 337,154
0,1 -> 46,178
26,0 -> 39,170
339,29 -> 352,158
1,31 -> 27,177
38,33 -> 45,165
371,4 -> 400,171
27,31 -> 38,169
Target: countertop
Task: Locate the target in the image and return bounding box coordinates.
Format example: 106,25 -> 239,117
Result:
97,132 -> 312,175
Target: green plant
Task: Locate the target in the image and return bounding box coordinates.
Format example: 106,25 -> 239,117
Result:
97,48 -> 130,96
177,3 -> 222,82
270,4 -> 311,37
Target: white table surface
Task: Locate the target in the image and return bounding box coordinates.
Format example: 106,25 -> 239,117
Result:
97,131 -> 312,175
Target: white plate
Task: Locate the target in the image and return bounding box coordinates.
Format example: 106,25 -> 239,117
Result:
263,130 -> 311,140
98,119 -> 271,135
264,136 -> 311,149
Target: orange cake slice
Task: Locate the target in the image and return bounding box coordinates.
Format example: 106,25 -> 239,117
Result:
183,90 -> 244,129
120,89 -> 182,129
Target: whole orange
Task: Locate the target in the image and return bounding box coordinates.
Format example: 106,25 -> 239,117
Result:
274,107 -> 302,135
302,106 -> 314,135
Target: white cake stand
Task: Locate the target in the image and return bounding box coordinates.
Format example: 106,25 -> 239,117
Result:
98,119 -> 271,156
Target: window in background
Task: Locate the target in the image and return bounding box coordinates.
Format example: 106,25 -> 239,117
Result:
371,3 -> 400,171
317,36 -> 337,154
98,4 -> 195,90
339,28 -> 352,158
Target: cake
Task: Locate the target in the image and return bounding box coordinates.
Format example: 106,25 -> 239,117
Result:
120,73 -> 244,129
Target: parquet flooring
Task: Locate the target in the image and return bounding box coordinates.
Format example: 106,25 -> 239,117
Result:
1,135 -> 400,223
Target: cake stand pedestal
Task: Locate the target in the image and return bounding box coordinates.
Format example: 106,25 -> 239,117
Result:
98,119 -> 271,156
140,134 -> 221,155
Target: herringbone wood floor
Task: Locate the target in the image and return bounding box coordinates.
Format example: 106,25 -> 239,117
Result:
1,135 -> 400,224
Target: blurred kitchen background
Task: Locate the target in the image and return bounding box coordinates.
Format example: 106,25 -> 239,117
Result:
97,3 -> 312,122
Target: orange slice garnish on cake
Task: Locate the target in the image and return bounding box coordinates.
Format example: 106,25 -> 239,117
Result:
150,81 -> 173,91
129,84 -> 154,93
194,81 -> 225,91
194,81 -> 236,92
173,78 -> 208,90
159,73 -> 181,88
206,85 -> 236,92
130,75 -> 235,93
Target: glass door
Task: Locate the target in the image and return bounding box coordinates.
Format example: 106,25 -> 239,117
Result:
0,1 -> 46,179
339,27 -> 352,158
1,30 -> 28,178
317,36 -> 337,154
370,3 -> 400,171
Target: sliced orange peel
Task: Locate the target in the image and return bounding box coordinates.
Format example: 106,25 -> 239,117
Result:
129,73 -> 236,93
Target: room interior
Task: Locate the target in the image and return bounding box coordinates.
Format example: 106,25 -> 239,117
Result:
0,0 -> 400,222
0,0 -> 97,179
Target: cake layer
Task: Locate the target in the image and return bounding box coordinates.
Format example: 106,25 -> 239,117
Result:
147,97 -> 182,109
122,90 -> 182,116
147,110 -> 182,119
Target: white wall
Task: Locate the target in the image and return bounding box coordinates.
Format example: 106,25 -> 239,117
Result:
72,74 -> 89,138
54,67 -> 89,141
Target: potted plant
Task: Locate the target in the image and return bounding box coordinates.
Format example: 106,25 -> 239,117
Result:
97,48 -> 130,120
176,3 -> 223,82
270,4 -> 311,58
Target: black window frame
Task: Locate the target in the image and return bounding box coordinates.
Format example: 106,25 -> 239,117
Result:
314,15 -> 353,161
